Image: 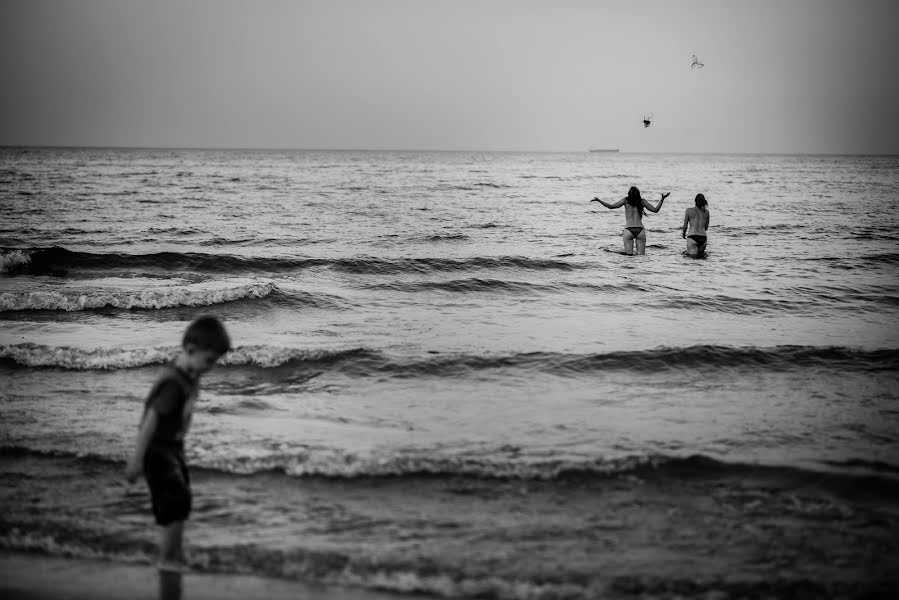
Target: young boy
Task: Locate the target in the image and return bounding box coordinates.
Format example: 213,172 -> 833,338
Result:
126,315 -> 231,571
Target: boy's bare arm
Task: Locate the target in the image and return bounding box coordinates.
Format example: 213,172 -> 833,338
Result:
126,410 -> 158,482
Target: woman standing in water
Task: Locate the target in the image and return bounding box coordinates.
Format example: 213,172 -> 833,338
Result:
591,186 -> 669,255
682,193 -> 710,257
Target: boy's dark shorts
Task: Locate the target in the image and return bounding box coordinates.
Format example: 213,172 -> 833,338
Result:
144,444 -> 192,526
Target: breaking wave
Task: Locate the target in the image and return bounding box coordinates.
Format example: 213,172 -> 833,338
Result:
1,246 -> 586,276
2,343 -> 895,373
0,281 -> 281,312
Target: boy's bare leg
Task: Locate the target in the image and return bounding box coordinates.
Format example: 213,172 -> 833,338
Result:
158,570 -> 183,600
158,521 -> 185,569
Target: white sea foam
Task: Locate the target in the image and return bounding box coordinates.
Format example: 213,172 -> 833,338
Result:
194,448 -> 662,479
220,345 -> 368,368
0,281 -> 278,311
0,343 -> 178,369
0,342 -> 367,370
333,569 -> 592,600
0,249 -> 31,273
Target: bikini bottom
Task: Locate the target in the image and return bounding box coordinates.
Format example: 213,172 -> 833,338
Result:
688,235 -> 707,250
625,227 -> 644,238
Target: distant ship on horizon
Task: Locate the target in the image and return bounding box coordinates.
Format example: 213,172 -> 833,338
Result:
588,148 -> 619,153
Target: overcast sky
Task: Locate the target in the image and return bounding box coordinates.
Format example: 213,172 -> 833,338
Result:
1,0 -> 897,154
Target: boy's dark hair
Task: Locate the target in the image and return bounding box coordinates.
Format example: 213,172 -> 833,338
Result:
182,315 -> 231,355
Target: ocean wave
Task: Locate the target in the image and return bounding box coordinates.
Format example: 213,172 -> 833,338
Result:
446,181 -> 512,191
0,526 -> 603,599
425,233 -> 470,242
195,449 -> 672,479
856,252 -> 899,265
1,246 -> 585,276
715,224 -> 801,235
682,294 -> 812,315
0,446 -> 895,599
364,278 -> 647,294
0,344 -> 373,370
0,345 -> 179,370
0,249 -> 30,273
187,450 -> 899,483
0,526 -> 878,600
0,281 -> 280,312
774,285 -> 899,308
4,444 -> 898,486
661,286 -> 899,314
199,449 -> 899,484
2,343 -> 896,375
821,458 -> 899,475
366,278 -> 542,294
469,222 -> 500,229
801,252 -> 899,266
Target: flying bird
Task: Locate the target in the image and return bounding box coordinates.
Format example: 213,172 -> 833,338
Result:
642,113 -> 653,128
691,54 -> 705,69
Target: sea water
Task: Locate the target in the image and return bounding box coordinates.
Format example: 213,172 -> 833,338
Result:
1,148 -> 898,596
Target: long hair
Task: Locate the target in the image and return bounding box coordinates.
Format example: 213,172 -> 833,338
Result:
626,186 -> 645,218
695,193 -> 709,229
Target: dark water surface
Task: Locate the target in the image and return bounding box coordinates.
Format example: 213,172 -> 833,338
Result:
2,148 -> 898,597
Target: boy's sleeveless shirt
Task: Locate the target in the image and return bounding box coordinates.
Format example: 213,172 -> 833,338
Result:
143,365 -> 199,448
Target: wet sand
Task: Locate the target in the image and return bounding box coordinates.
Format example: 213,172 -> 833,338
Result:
0,551 -> 430,600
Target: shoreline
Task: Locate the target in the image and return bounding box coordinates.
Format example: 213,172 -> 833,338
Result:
3,449 -> 899,599
0,551 -> 429,600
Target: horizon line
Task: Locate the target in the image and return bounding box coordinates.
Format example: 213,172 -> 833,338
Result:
1,144 -> 897,158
